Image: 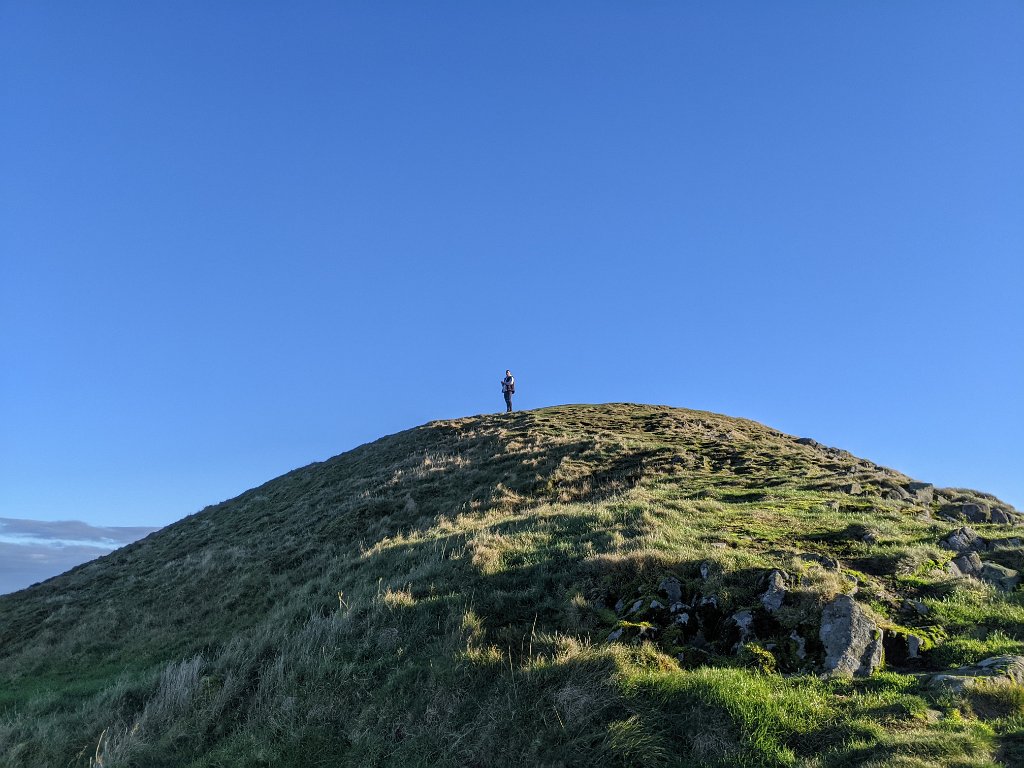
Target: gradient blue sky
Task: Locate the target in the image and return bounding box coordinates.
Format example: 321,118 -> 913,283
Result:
2,2 -> 1022,528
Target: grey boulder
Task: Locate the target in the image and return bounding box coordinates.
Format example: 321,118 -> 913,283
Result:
939,527 -> 982,554
904,482 -> 934,504
949,551 -> 983,578
819,595 -> 884,677
927,655 -> 1024,693
980,562 -> 1021,591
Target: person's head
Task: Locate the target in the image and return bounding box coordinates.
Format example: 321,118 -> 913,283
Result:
506,370 -> 511,376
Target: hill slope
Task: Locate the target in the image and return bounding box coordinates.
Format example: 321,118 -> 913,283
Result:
1,404 -> 1022,767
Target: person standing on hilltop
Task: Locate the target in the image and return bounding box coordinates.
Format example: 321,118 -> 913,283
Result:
501,370 -> 515,413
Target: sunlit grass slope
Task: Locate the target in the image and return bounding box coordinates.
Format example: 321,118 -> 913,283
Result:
0,404 -> 1021,767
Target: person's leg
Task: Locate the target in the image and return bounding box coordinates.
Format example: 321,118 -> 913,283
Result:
504,392 -> 512,412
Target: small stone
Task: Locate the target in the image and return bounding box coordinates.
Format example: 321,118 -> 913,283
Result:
659,577 -> 682,604
905,599 -> 929,616
732,610 -> 754,632
907,635 -> 924,659
790,630 -> 806,660
675,612 -> 690,625
700,562 -> 712,580
614,599 -> 625,613
628,599 -> 644,614
731,610 -> 755,649
607,628 -> 623,642
761,570 -> 788,613
649,599 -> 665,610
710,542 -> 728,549
669,601 -> 687,613
798,553 -> 839,571
636,624 -> 658,641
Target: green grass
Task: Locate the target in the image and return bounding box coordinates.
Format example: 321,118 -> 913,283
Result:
0,403 -> 1021,766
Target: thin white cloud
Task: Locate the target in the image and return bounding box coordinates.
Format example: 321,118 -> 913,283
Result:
0,533 -> 125,549
0,518 -> 159,595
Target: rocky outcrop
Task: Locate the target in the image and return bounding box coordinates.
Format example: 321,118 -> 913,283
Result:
819,595 -> 883,677
939,527 -> 983,553
979,562 -> 1020,591
937,498 -> 1021,526
925,655 -> 1024,693
904,482 -> 934,504
949,551 -> 983,578
944,546 -> 1020,590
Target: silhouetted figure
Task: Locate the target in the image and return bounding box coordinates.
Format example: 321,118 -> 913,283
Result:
501,370 -> 515,412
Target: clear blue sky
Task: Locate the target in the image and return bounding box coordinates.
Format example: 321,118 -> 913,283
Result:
2,2 -> 1021,527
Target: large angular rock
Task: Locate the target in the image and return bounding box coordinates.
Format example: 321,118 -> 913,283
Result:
904,482 -> 934,504
939,527 -> 983,553
990,508 -> 1017,525
819,595 -> 883,677
980,562 -> 1020,591
949,551 -> 983,578
940,503 -> 991,523
883,486 -> 911,502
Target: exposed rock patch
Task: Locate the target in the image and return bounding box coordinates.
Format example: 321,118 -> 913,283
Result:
980,562 -> 1020,591
925,655 -> 1024,693
939,527 -> 983,553
904,482 -> 934,504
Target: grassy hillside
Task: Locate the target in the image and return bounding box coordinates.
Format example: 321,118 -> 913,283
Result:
1,404 -> 1022,767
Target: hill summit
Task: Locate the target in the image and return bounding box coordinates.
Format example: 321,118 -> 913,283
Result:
1,403 -> 1022,767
